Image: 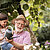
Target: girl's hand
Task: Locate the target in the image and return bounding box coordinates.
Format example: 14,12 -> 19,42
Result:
5,37 -> 13,43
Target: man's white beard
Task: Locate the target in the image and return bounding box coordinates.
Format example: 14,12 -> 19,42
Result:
15,25 -> 23,33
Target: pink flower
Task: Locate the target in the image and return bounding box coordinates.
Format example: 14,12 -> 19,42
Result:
45,41 -> 50,45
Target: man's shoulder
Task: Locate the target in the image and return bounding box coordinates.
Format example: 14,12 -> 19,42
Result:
24,31 -> 29,33
23,31 -> 30,35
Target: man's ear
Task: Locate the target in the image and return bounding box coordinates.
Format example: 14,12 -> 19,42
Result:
25,20 -> 29,27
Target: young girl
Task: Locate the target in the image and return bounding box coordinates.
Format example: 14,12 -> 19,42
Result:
0,13 -> 13,50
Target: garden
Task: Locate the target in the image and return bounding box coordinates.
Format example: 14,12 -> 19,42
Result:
0,0 -> 50,50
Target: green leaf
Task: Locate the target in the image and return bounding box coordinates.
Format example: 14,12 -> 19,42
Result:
26,16 -> 30,20
39,12 -> 43,16
34,20 -> 37,22
24,0 -> 29,2
23,4 -> 29,10
32,27 -> 38,31
38,8 -> 41,11
40,20 -> 45,23
38,15 -> 44,19
34,22 -> 38,27
40,23 -> 42,27
40,5 -> 45,10
47,3 -> 50,8
29,20 -> 32,25
47,0 -> 50,2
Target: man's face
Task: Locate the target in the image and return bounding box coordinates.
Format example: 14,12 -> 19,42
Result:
0,20 -> 8,28
15,20 -> 25,32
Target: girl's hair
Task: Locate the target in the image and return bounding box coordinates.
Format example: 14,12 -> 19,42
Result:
0,13 -> 8,20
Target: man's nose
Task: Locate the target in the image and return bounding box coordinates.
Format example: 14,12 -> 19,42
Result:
19,24 -> 22,27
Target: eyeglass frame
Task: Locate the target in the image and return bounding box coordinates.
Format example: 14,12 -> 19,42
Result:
15,21 -> 25,26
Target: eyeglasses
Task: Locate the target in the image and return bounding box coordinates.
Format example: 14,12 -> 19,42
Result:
15,21 -> 25,26
4,22 -> 8,23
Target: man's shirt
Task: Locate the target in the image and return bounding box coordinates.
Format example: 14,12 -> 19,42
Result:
13,31 -> 31,45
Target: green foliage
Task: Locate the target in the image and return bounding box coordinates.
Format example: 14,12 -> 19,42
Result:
43,9 -> 50,23
0,0 -> 12,5
37,24 -> 50,45
0,0 -> 50,49
0,0 -> 49,31
40,5 -> 45,10
24,0 -> 29,2
39,12 -> 43,16
21,0 -> 47,31
32,27 -> 38,31
47,0 -> 50,8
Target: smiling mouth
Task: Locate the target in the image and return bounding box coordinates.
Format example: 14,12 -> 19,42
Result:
17,27 -> 22,29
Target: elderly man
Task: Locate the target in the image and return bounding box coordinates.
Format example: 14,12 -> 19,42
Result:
6,15 -> 31,50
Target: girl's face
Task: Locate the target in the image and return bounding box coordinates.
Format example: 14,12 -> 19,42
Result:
0,20 -> 8,28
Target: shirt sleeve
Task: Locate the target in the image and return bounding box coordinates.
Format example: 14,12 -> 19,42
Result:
23,31 -> 31,45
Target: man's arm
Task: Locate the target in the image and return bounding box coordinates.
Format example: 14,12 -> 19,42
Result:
5,37 -> 25,50
10,41 -> 24,50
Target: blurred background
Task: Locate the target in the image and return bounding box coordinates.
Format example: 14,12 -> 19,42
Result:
0,0 -> 50,50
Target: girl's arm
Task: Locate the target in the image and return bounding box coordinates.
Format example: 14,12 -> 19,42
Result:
0,37 -> 4,41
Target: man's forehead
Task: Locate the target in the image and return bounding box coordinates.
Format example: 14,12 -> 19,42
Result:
15,19 -> 25,22
15,20 -> 25,24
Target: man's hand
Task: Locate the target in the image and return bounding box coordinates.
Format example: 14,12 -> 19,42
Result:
10,46 -> 19,50
5,37 -> 13,43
